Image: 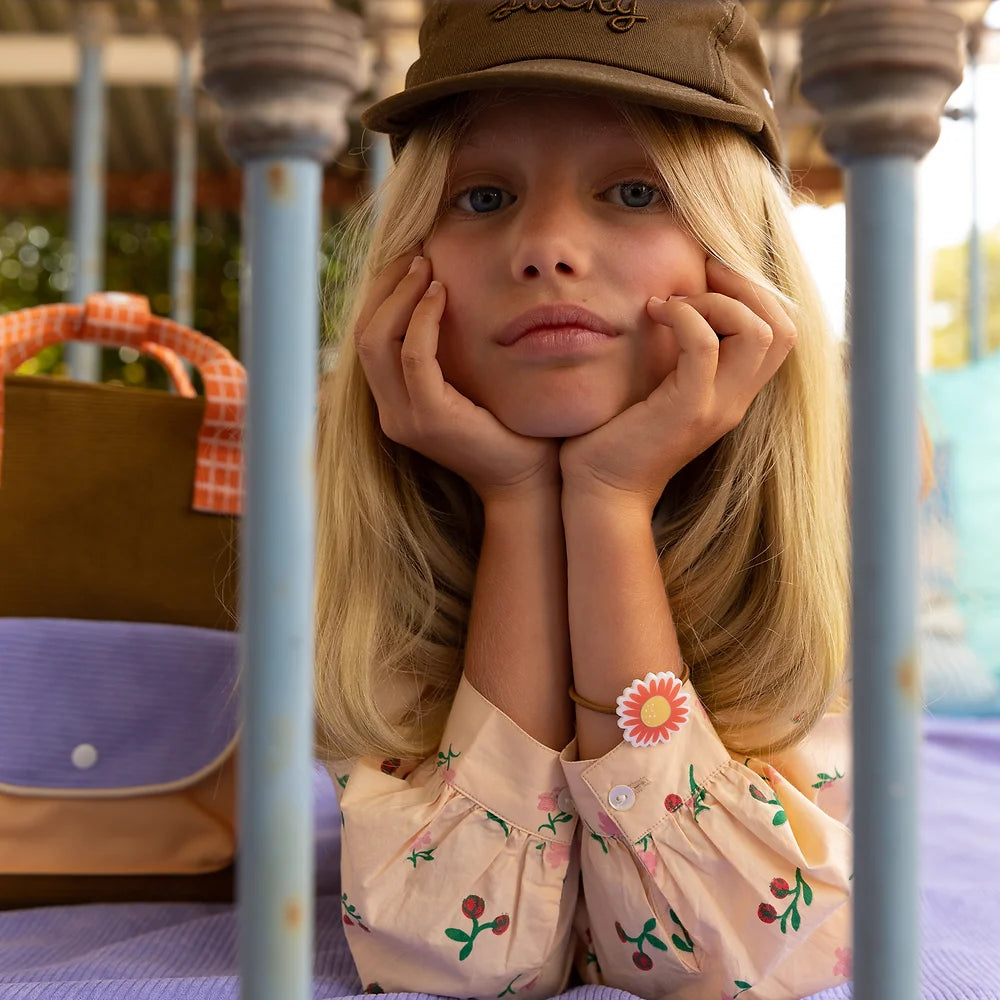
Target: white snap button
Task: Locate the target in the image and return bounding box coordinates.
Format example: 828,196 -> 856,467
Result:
608,784 -> 635,811
557,787 -> 574,815
71,743 -> 98,770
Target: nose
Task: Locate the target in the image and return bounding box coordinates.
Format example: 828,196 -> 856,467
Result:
509,187 -> 592,283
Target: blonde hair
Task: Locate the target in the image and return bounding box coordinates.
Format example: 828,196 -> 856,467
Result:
315,95 -> 849,762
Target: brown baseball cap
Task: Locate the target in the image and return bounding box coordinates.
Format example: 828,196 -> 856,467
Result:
362,0 -> 783,168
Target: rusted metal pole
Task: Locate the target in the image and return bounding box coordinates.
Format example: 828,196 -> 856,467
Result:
201,4 -> 362,998
800,5 -> 964,999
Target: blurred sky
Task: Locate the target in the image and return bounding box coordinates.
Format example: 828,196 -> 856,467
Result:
790,56 -> 1000,367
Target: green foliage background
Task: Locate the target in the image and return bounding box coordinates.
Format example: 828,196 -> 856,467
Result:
0,208 -> 349,385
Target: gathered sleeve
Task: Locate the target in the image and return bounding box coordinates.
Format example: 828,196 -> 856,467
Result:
562,679 -> 853,1000
331,675 -> 580,999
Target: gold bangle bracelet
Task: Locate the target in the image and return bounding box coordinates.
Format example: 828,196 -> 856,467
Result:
568,684 -> 618,715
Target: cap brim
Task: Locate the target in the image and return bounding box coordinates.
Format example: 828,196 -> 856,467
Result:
362,58 -> 767,150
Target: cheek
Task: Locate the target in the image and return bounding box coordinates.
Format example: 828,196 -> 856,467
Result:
641,327 -> 682,396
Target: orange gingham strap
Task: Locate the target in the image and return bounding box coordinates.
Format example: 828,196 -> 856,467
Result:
140,341 -> 197,398
0,292 -> 246,516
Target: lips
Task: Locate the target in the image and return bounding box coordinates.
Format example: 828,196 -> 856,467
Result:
498,304 -> 617,345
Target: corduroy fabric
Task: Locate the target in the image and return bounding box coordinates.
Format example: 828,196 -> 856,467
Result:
362,0 -> 782,167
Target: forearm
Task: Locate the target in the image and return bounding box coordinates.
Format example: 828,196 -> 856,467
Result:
562,493 -> 685,760
463,486 -> 573,750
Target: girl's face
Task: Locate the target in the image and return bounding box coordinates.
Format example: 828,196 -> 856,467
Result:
423,93 -> 709,438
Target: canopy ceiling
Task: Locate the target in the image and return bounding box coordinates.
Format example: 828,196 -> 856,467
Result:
0,0 -> 994,212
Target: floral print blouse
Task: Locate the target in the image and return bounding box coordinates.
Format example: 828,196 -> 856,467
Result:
329,675 -> 852,1000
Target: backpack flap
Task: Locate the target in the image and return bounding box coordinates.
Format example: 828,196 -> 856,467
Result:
0,618 -> 240,875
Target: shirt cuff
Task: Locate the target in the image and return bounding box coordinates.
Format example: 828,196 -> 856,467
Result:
437,674 -> 578,843
562,680 -> 731,843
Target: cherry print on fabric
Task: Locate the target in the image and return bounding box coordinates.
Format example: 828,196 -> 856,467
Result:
342,893 -> 371,932
616,671 -> 690,747
498,972 -> 539,997
757,868 -> 814,932
445,895 -> 510,961
614,917 -> 668,970
749,782 -> 787,825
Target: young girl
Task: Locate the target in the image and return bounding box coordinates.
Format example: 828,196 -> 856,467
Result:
316,3 -> 852,998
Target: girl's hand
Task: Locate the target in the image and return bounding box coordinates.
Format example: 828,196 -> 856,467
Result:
354,254 -> 561,503
559,259 -> 797,515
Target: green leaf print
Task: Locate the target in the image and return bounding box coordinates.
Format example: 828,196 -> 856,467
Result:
445,928 -> 471,943
669,909 -> 695,953
688,765 -> 710,822
486,812 -> 510,837
811,768 -> 845,789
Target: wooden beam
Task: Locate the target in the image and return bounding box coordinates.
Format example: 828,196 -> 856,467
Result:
0,168 -> 364,212
789,163 -> 844,204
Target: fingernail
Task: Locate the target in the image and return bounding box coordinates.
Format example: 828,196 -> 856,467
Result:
408,255 -> 424,275
669,294 -> 688,301
649,296 -> 666,306
424,280 -> 442,297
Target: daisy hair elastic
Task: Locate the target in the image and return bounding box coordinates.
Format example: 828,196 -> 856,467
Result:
570,671 -> 691,748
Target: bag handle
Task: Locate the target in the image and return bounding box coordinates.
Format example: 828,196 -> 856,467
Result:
0,292 -> 245,515
139,341 -> 198,398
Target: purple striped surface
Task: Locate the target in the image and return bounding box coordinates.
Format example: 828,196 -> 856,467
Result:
1,718 -> 997,999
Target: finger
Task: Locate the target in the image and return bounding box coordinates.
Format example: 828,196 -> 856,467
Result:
647,295 -> 720,403
353,251 -> 426,343
355,256 -> 432,430
669,292 -> 776,405
706,258 -> 797,356
399,280 -> 451,417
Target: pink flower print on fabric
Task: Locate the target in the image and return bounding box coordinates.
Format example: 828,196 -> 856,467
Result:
537,788 -> 560,813
833,946 -> 853,978
545,841 -> 571,869
597,810 -> 621,839
638,848 -> 658,877
410,830 -> 432,851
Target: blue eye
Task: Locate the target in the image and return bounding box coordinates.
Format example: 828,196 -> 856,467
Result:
608,181 -> 663,209
454,186 -> 513,214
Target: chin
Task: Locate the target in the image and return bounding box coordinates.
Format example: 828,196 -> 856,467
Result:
499,405 -> 618,439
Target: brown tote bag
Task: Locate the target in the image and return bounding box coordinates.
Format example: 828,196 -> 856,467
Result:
0,292 -> 246,909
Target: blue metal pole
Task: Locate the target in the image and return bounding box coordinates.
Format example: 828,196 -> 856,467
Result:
200,6 -> 361,996
171,42 -> 197,331
846,158 -> 921,1000
66,4 -> 109,382
800,9 -> 963,999
238,158 -> 321,1000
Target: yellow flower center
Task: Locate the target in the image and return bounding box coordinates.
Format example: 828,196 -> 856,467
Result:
640,695 -> 672,728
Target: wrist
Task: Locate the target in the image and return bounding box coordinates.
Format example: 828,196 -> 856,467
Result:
561,482 -> 657,529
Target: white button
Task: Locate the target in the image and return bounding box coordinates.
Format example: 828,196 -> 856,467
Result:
557,787 -> 574,815
608,784 -> 635,811
71,743 -> 98,770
